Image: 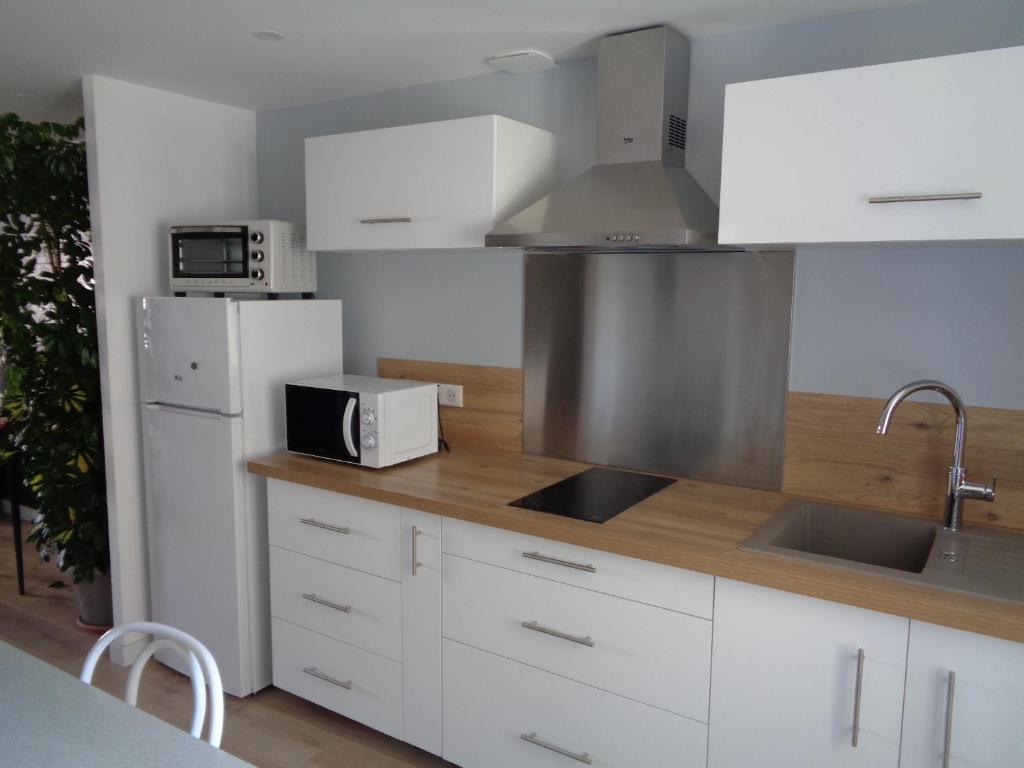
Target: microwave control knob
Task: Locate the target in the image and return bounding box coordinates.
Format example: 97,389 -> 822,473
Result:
250,231 -> 264,244
361,434 -> 376,450
361,411 -> 376,425
251,249 -> 264,262
250,268 -> 264,280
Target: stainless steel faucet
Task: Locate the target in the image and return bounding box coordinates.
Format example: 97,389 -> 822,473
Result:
876,380 -> 996,532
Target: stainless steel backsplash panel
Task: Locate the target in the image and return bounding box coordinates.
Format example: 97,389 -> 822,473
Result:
523,250 -> 794,490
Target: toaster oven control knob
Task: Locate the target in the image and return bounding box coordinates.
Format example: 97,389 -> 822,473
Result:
361,434 -> 376,450
361,411 -> 376,425
250,231 -> 264,244
250,249 -> 264,262
250,267 -> 264,281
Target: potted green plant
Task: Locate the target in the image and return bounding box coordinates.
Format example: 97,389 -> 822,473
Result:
0,112 -> 110,628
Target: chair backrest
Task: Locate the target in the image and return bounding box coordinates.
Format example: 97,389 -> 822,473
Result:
80,621 -> 224,747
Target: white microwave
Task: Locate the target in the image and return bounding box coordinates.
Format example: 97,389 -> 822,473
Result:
285,375 -> 438,468
169,219 -> 316,294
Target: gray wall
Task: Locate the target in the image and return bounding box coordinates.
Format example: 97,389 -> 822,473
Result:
258,0 -> 1024,408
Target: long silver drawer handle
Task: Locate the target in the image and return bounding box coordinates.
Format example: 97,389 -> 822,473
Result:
302,666 -> 352,690
943,670 -> 956,768
359,217 -> 413,224
521,620 -> 595,647
852,648 -> 865,747
522,551 -> 596,573
301,592 -> 351,613
298,518 -> 351,535
520,732 -> 592,764
868,192 -> 982,204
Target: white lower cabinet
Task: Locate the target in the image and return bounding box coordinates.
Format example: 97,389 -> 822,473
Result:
266,480 -> 442,755
443,639 -> 708,768
271,618 -> 404,739
401,508 -> 443,756
901,620 -> 1024,768
443,552 -> 712,720
266,480 -> 1024,768
707,579 -> 909,768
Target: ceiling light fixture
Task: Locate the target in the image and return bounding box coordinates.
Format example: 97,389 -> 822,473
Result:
487,51 -> 557,74
252,29 -> 284,41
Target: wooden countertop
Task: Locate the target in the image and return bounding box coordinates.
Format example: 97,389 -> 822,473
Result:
248,448 -> 1024,644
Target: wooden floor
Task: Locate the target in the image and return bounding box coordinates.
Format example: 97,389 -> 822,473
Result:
0,514 -> 451,768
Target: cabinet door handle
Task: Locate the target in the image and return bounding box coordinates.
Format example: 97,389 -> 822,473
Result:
302,666 -> 352,690
867,192 -> 982,204
301,592 -> 351,613
522,551 -> 597,573
298,518 -> 351,535
943,670 -> 956,768
851,648 -> 865,747
412,526 -> 422,576
520,732 -> 592,764
521,620 -> 595,647
359,217 -> 413,224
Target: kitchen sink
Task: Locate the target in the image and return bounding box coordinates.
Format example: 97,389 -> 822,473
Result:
743,499 -> 1024,603
748,501 -> 937,573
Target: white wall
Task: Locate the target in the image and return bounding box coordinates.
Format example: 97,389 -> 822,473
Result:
84,75 -> 256,661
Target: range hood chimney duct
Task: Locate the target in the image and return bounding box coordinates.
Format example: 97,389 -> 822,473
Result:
486,26 -> 723,252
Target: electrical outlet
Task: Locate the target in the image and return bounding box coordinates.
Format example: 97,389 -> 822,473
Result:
437,383 -> 464,408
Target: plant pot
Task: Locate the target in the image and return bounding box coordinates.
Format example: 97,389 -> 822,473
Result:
74,571 -> 113,631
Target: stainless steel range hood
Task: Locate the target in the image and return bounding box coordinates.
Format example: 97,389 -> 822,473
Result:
486,26 -> 724,252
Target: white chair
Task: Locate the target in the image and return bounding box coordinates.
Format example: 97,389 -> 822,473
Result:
80,621 -> 224,747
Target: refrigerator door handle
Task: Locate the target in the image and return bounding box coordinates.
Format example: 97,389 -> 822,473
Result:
342,396 -> 358,458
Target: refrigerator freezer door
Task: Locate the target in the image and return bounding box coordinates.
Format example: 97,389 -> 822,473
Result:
141,403 -> 252,696
136,297 -> 242,414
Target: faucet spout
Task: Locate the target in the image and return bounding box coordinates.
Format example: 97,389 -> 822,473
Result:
875,380 -> 993,532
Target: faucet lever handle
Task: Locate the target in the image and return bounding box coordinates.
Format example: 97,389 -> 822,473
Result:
959,477 -> 997,503
985,477 -> 998,502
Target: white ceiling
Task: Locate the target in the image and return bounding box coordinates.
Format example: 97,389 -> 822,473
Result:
1,0 -> 920,122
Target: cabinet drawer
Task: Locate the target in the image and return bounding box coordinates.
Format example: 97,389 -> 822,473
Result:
443,554 -> 711,720
271,618 -> 402,739
443,517 -> 713,618
267,479 -> 401,580
269,546 -> 402,661
443,639 -> 707,768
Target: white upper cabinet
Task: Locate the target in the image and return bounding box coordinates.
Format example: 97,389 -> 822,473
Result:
901,620 -> 1024,768
719,45 -> 1024,246
305,115 -> 556,251
708,579 -> 909,768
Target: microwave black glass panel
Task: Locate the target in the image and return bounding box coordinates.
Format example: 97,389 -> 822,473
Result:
509,467 -> 676,524
285,385 -> 360,463
173,230 -> 248,277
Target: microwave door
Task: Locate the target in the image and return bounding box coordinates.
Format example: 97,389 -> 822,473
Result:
285,386 -> 361,463
172,228 -> 249,279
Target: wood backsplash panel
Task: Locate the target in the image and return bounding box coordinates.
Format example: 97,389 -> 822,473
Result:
377,358 -> 523,454
784,391 -> 1024,532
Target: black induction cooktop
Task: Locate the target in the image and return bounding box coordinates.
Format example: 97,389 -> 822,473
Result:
509,467 -> 676,524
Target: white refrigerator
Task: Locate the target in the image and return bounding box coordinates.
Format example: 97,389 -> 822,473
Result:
137,297 -> 343,696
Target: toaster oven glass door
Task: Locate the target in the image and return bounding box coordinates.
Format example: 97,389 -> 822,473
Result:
285,386 -> 361,464
172,228 -> 249,278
